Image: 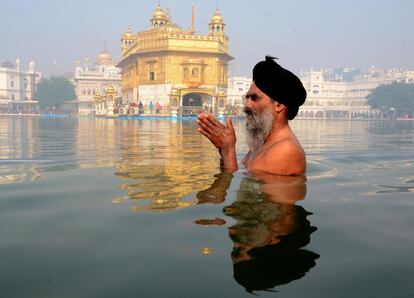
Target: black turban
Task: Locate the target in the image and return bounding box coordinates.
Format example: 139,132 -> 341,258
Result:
253,56 -> 307,120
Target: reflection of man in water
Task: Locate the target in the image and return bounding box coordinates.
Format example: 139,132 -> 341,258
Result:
226,175 -> 318,293
197,56 -> 307,175
195,172 -> 319,294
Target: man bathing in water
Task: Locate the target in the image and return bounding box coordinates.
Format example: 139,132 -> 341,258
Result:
197,56 -> 307,176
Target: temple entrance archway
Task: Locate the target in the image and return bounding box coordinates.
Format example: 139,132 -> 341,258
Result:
181,92 -> 213,116
182,93 -> 202,107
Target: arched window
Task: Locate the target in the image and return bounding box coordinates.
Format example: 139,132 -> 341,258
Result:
183,67 -> 189,78
192,68 -> 198,77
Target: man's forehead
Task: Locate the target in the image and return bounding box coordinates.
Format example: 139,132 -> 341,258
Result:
247,82 -> 266,96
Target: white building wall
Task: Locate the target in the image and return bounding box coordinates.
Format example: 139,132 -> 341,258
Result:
298,67 -> 414,118
138,83 -> 172,107
0,72 -> 7,91
74,63 -> 121,115
0,66 -> 38,102
227,76 -> 251,106
0,61 -> 40,113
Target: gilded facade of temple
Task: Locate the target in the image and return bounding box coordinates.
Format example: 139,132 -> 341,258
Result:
117,4 -> 233,115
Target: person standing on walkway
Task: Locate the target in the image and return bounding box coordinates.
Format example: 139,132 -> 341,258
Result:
155,102 -> 162,114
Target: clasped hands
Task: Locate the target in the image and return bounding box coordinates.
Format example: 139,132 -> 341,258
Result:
196,112 -> 236,153
197,113 -> 238,171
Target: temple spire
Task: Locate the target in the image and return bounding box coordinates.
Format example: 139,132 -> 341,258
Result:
189,2 -> 195,34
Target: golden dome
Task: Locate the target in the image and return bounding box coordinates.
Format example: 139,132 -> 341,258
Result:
105,85 -> 116,93
166,22 -> 182,32
210,9 -> 224,24
122,25 -> 135,40
152,4 -> 168,20
97,48 -> 113,65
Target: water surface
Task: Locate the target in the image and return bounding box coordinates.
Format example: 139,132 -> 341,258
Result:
1,116 -> 414,297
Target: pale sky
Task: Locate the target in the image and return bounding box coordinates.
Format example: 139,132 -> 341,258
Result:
1,0 -> 413,76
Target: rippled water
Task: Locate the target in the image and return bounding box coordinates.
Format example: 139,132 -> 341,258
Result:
1,116 -> 414,297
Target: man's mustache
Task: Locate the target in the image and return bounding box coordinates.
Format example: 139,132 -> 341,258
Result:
243,107 -> 255,116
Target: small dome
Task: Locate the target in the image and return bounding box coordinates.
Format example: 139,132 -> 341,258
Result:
210,9 -> 224,24
105,85 -> 116,93
122,25 -> 135,40
166,22 -> 182,32
29,61 -> 36,72
152,4 -> 168,20
97,48 -> 113,65
1,61 -> 14,69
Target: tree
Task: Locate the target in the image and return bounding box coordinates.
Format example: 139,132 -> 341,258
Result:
34,76 -> 75,109
367,82 -> 414,117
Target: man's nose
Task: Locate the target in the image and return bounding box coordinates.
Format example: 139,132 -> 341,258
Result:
244,98 -> 254,109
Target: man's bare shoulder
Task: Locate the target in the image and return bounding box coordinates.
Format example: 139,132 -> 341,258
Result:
247,138 -> 306,175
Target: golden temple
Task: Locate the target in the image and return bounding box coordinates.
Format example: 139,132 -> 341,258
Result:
117,3 -> 233,115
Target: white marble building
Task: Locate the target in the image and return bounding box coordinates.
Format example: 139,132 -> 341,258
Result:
227,76 -> 251,107
299,66 -> 414,119
0,59 -> 41,113
74,47 -> 122,115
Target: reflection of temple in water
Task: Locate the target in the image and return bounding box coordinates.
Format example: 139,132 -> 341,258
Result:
113,121 -> 220,212
76,118 -> 120,169
76,118 -> 220,212
0,117 -> 39,160
0,163 -> 42,185
0,117 -> 42,184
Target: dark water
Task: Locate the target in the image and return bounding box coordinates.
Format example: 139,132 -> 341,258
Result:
0,116 -> 414,297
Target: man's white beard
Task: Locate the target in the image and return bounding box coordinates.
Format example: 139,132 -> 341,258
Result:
245,108 -> 274,162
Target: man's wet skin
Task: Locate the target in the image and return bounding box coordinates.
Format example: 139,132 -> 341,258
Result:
197,56 -> 307,175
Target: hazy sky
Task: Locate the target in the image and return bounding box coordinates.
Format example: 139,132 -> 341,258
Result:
1,0 -> 413,76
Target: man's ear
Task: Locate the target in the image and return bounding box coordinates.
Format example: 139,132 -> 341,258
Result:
273,101 -> 285,113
